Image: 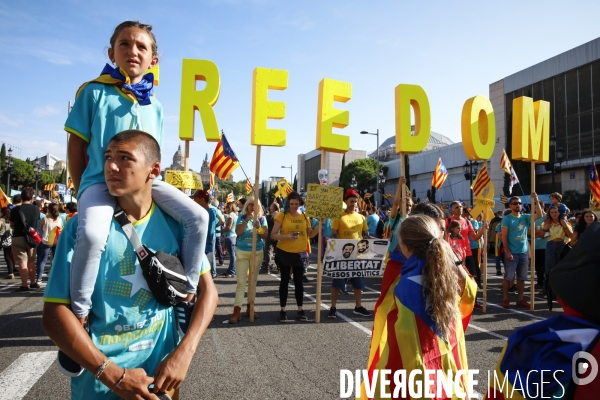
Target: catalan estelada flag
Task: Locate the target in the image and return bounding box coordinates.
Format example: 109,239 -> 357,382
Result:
471,165 -> 491,197
484,315 -> 600,400
0,188 -> 11,208
210,134 -> 239,180
431,157 -> 448,190
500,149 -> 512,175
246,178 -> 253,194
362,254 -> 477,399
590,162 -> 600,206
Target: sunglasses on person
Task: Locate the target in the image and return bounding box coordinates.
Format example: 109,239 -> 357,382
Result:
511,202 -> 522,206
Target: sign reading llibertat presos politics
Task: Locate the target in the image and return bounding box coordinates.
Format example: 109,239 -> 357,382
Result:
323,239 -> 389,278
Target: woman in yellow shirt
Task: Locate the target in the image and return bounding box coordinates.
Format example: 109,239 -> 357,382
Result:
271,192 -> 319,322
542,205 -> 573,296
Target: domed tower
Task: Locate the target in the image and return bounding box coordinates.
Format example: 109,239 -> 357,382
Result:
172,144 -> 184,168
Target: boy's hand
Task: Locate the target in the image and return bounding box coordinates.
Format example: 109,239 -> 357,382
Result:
153,348 -> 194,393
111,367 -> 158,400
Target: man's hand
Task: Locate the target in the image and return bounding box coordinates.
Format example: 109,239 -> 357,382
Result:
153,349 -> 194,393
505,252 -> 513,261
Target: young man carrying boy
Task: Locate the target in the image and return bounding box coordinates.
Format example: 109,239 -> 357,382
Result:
42,130 -> 218,399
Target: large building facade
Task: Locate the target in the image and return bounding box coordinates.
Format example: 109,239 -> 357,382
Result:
489,37 -> 600,197
297,149 -> 366,189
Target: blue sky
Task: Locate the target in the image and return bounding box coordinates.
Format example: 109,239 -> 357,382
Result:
1,1 -> 600,185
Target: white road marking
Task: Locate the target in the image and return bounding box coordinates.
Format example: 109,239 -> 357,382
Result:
269,273 -> 372,336
0,351 -> 56,400
466,324 -> 509,340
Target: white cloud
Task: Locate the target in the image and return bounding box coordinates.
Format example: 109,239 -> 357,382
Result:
0,112 -> 21,127
33,105 -> 61,118
0,36 -> 101,66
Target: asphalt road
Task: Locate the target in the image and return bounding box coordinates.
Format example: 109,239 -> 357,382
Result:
0,247 -> 562,399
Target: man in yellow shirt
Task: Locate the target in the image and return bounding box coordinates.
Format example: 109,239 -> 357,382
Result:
329,189 -> 370,319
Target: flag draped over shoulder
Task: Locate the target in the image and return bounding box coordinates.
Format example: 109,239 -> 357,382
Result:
0,188 -> 11,208
210,134 -> 239,180
590,162 -> 600,206
431,157 -> 448,190
471,165 -> 491,197
485,315 -> 600,400
362,254 -> 477,399
500,149 -> 512,174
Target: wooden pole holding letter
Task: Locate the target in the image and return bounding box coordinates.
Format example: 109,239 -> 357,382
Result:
248,146 -> 262,323
530,161 -> 535,311
400,153 -> 407,219
315,150 -> 326,323
482,213 -> 488,313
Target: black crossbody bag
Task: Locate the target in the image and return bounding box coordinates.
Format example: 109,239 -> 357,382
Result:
114,208 -> 188,306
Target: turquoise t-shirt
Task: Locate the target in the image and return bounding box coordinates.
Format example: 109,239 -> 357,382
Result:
44,204 -> 209,399
501,213 -> 531,254
468,219 -> 482,249
214,208 -> 224,234
534,216 -> 549,250
387,214 -> 403,252
366,213 -> 380,236
235,214 -> 267,251
64,83 -> 164,197
205,205 -> 219,252
323,219 -> 332,238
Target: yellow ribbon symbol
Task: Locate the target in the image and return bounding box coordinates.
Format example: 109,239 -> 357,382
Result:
275,178 -> 293,199
471,183 -> 495,222
327,240 -> 336,254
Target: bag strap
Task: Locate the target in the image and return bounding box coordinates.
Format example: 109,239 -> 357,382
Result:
114,208 -> 149,261
17,208 -> 31,234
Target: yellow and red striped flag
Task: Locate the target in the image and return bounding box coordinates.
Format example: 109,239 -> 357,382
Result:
364,192 -> 372,199
209,172 -> 215,191
209,134 -> 239,180
246,178 -> 253,194
0,188 -> 11,208
471,165 -> 491,196
500,148 -> 512,174
67,178 -> 74,190
361,257 -> 477,399
383,193 -> 394,199
357,197 -> 367,211
226,192 -> 234,203
403,184 -> 411,198
44,183 -> 55,191
590,162 -> 600,206
431,157 -> 448,190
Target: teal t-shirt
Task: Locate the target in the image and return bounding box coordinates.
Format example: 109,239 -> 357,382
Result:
65,83 -> 164,197
214,208 -> 224,234
387,214 -> 403,252
534,216 -> 549,250
501,213 -> 531,254
468,219 -> 482,249
366,213 -> 380,236
44,204 -> 209,399
235,214 -> 267,251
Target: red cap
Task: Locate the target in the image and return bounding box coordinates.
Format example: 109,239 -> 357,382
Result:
345,189 -> 359,199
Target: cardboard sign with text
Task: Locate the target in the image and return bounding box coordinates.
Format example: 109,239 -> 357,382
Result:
165,170 -> 203,190
305,184 -> 344,220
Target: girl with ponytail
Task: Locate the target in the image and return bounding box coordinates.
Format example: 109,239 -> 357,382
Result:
363,215 -> 476,398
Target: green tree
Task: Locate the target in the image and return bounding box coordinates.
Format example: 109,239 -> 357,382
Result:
341,153 -> 346,173
562,189 -> 591,210
338,158 -> 387,193
293,173 -> 297,191
0,144 -> 6,172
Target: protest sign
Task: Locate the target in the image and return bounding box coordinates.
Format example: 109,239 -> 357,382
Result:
322,239 -> 389,278
165,170 -> 203,190
305,184 -> 344,220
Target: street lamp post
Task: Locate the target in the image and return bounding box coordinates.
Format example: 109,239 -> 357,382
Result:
378,169 -> 386,197
281,165 -> 292,184
6,148 -> 14,195
463,160 -> 480,206
34,158 -> 42,197
361,129 -> 380,204
350,174 -> 357,190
